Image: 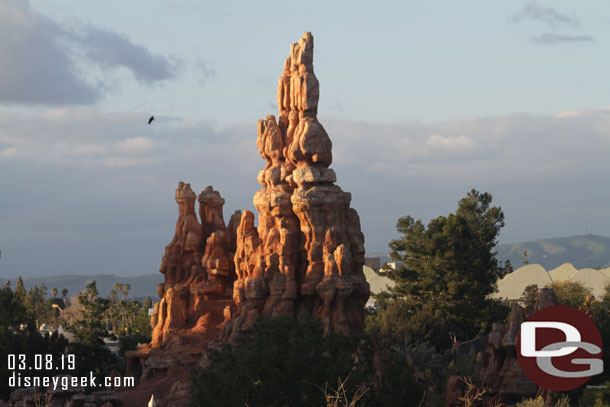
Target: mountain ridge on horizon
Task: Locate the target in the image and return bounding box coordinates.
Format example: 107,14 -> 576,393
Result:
0,273 -> 163,299
2,234 -> 609,299
496,233 -> 610,270
366,234 -> 610,270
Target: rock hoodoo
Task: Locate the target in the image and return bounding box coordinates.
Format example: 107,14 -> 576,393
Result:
124,32 -> 369,407
150,183 -> 237,349
124,184 -> 238,407
224,32 -> 369,340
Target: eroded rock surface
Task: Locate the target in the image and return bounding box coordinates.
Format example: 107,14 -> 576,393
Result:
476,288 -> 559,398
124,33 -> 369,407
225,32 -> 369,341
125,184 -> 237,407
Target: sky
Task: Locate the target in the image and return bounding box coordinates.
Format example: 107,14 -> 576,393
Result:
1,0 -> 610,277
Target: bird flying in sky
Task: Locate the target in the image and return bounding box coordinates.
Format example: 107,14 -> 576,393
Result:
148,116 -> 155,125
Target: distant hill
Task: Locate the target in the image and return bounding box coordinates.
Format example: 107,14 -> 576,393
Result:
4,234 -> 608,299
0,274 -> 163,300
496,234 -> 610,270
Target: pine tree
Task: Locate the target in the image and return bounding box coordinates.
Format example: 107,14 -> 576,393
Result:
381,189 -> 509,350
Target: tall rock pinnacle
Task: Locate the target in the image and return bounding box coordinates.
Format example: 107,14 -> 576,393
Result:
227,32 -> 370,338
124,33 -> 371,407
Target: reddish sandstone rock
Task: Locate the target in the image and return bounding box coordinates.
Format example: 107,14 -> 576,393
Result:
159,182 -> 203,288
475,288 -> 560,400
127,33 -> 370,407
228,32 -> 369,340
128,182 -> 237,407
150,183 -> 237,348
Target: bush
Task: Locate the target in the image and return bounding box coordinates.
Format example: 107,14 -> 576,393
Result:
190,314 -> 423,407
190,315 -> 360,407
578,381 -> 610,407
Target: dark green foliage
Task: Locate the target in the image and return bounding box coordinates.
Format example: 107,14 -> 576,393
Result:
66,341 -> 119,378
68,280 -> 109,346
379,190 -> 509,350
367,296 -> 450,349
118,332 -> 150,357
369,353 -> 423,407
548,280 -> 592,309
190,314 -> 423,407
0,283 -> 68,401
520,284 -> 539,311
578,382 -> 610,407
503,259 -> 514,276
190,315 -> 358,407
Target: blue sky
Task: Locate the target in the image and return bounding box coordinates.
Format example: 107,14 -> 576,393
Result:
1,0 -> 610,277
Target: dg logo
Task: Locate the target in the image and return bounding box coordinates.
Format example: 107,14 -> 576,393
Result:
517,305 -> 604,391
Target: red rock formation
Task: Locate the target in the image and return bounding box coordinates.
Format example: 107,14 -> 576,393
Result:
227,32 -> 369,340
125,33 -> 370,406
149,184 -> 238,348
158,182 -> 203,288
475,288 -> 560,400
125,183 -> 237,407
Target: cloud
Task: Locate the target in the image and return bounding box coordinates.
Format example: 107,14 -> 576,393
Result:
510,2 -> 579,29
427,134 -> 476,151
193,58 -> 215,86
509,2 -> 593,45
2,106 -> 610,274
115,137 -> 156,155
0,0 -> 180,106
531,33 -> 594,44
75,26 -> 181,84
0,0 -> 99,105
1,147 -> 17,157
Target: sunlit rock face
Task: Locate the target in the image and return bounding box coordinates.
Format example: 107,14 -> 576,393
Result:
225,32 -> 370,341
150,183 -> 238,348
125,33 -> 370,407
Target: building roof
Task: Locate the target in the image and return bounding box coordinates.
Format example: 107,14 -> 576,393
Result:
493,264 -> 552,300
493,263 -> 610,300
548,263 -> 578,282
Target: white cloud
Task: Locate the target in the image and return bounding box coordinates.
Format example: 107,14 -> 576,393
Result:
64,144 -> 108,156
115,137 -> 156,155
103,156 -> 157,169
1,147 -> 17,157
427,134 -> 475,151
2,105 -> 610,259
532,33 -> 593,44
510,2 -> 579,29
0,0 -> 180,106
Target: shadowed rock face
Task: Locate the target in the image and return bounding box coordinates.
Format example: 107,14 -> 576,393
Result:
225,32 -> 370,340
477,288 -> 559,397
124,33 -> 369,407
151,183 -> 238,349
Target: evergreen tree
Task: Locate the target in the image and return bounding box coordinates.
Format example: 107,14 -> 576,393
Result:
14,276 -> 26,306
380,189 -> 509,350
25,284 -> 50,330
69,281 -> 108,345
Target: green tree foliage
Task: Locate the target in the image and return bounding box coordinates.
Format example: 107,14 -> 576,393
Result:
378,190 -> 509,350
520,284 -> 539,311
25,283 -> 51,330
522,249 -> 529,265
190,315 -> 422,407
503,259 -> 513,276
68,280 -> 109,346
578,382 -> 610,407
548,280 -> 592,309
0,283 -> 68,401
14,276 -> 26,305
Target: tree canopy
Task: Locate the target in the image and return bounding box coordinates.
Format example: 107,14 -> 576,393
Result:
375,189 -> 509,350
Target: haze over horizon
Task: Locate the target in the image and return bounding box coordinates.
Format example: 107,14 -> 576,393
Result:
2,0 -> 610,277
